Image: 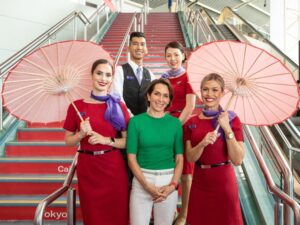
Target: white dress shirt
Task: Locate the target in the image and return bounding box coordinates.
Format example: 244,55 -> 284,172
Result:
111,59 -> 155,116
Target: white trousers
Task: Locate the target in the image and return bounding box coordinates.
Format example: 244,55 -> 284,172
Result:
130,169 -> 178,225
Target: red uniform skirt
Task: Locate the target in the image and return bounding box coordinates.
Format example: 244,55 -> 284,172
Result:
187,164 -> 243,225
77,150 -> 129,225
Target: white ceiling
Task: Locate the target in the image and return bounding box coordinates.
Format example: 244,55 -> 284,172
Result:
130,0 -> 271,33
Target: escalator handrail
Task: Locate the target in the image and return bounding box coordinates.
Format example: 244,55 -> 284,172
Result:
188,9 -> 212,43
197,2 -> 300,156
218,10 -> 299,224
220,7 -> 298,71
283,120 -> 300,148
196,9 -> 218,41
183,7 -> 218,48
275,123 -> 300,153
186,4 -> 299,221
214,10 -> 298,222
198,7 -> 226,40
260,126 -> 294,201
221,20 -> 248,42
245,125 -> 300,224
201,5 -> 300,159
186,0 -> 198,9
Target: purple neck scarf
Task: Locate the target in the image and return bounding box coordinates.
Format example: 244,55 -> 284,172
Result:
202,106 -> 236,139
161,66 -> 186,79
90,91 -> 126,131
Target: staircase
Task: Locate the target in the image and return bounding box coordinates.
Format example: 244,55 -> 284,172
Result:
102,11 -> 187,212
0,121 -> 81,223
102,13 -> 185,76
0,12 -> 187,223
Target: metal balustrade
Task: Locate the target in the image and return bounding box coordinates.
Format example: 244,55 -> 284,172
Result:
177,1 -> 300,224
33,1 -> 149,224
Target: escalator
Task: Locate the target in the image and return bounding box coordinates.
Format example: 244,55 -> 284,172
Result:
206,20 -> 239,41
2,1 -> 294,223
209,6 -> 300,206
236,137 -> 274,225
179,3 -> 300,224
215,24 -> 238,40
270,121 -> 300,203
201,10 -> 239,41
212,7 -> 300,225
215,7 -> 299,225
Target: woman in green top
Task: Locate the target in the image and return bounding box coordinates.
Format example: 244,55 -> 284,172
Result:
127,78 -> 184,225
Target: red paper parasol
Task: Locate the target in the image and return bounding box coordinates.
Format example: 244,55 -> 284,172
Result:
2,40 -> 112,124
187,40 -> 300,126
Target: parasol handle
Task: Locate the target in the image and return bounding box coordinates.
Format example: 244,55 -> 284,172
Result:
65,93 -> 84,122
214,92 -> 236,133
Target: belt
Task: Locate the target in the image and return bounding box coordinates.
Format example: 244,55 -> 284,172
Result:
141,169 -> 174,176
169,110 -> 182,114
77,149 -> 115,156
195,160 -> 230,169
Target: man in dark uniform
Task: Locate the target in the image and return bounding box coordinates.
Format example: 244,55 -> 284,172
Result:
111,33 -> 156,215
112,32 -> 155,116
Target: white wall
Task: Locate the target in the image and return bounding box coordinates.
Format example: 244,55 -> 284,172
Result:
0,0 -> 148,63
270,0 -> 299,64
0,0 -> 95,63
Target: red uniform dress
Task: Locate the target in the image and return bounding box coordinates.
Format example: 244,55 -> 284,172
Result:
63,100 -> 130,225
167,72 -> 194,174
184,115 -> 244,225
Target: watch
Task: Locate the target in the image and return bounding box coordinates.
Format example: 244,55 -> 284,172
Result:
226,132 -> 234,140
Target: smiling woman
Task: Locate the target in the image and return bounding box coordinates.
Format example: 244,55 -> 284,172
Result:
127,78 -> 184,225
146,79 -> 173,115
184,73 -> 245,225
162,41 -> 196,225
63,59 -> 130,225
91,60 -> 113,93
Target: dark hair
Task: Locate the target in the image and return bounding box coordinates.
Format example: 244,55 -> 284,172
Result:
164,41 -> 186,63
91,59 -> 113,74
201,73 -> 225,91
129,32 -> 146,44
145,78 -> 174,109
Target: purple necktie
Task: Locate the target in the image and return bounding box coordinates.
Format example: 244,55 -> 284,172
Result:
136,67 -> 142,85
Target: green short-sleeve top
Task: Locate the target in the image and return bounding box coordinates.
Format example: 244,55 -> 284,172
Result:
127,112 -> 183,170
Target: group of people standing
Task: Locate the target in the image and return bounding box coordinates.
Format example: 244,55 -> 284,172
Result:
63,32 -> 245,225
